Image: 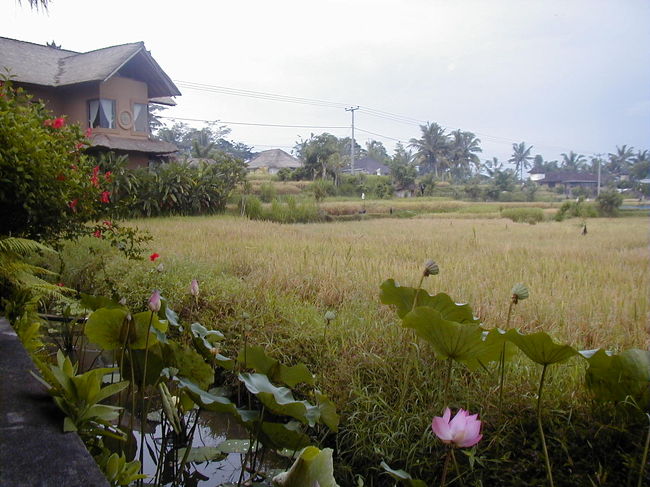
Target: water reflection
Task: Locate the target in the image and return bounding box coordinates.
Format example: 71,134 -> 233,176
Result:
138,411 -> 289,486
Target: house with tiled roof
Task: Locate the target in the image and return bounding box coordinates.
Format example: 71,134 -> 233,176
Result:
0,36 -> 181,167
247,149 -> 302,174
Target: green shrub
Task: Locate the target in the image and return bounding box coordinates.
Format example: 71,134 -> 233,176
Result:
501,207 -> 545,224
311,180 -> 337,201
554,199 -> 599,221
259,182 -> 277,203
0,79 -> 111,241
596,189 -> 624,216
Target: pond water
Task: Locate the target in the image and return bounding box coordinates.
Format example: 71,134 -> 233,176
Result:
136,411 -> 289,486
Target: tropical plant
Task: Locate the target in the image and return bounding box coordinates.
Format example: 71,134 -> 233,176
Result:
409,122 -> 449,177
448,130 -> 482,180
607,145 -> 634,176
596,189 -> 623,216
509,141 -> 534,181
560,151 -> 587,172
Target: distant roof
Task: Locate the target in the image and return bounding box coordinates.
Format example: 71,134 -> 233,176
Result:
0,36 -> 180,99
538,172 -> 598,184
247,149 -> 301,169
89,134 -> 177,154
353,156 -> 391,175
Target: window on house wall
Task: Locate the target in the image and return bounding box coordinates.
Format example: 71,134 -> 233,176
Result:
133,103 -> 148,132
88,99 -> 115,129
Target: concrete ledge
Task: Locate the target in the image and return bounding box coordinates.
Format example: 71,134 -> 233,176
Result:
0,317 -> 109,487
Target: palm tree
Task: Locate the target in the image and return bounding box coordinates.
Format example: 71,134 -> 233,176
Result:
483,157 -> 503,178
449,130 -> 482,180
560,151 -> 587,172
607,145 -> 634,176
509,142 -> 534,180
364,140 -> 389,163
408,122 -> 449,177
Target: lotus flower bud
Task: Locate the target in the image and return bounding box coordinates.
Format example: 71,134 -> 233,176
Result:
148,290 -> 161,312
189,279 -> 199,297
324,311 -> 336,322
423,259 -> 439,277
511,283 -> 529,304
209,347 -> 219,356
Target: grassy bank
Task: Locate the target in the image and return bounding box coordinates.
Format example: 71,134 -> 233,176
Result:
56,215 -> 649,485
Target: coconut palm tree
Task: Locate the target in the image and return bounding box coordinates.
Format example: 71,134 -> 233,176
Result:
560,151 -> 587,172
449,130 -> 482,180
409,122 -> 449,177
509,142 -> 534,180
607,145 -> 634,176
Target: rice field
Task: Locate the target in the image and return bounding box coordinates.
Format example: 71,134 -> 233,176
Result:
131,214 -> 648,351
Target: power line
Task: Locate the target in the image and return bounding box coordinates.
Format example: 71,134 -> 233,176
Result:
160,115 -> 347,130
171,79 -> 602,156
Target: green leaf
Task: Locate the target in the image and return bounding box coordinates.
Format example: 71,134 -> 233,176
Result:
191,322 -> 225,349
85,308 -> 129,350
380,462 -> 428,487
380,279 -> 478,323
260,421 -> 312,451
506,330 -> 578,365
238,346 -> 315,387
239,373 -> 319,426
80,293 -> 124,311
314,392 -> 339,432
272,446 -> 339,487
402,307 -> 487,369
581,348 -> 650,404
162,342 -> 214,390
176,376 -> 259,425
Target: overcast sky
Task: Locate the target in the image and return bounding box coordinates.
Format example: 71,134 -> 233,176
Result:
3,0 -> 649,163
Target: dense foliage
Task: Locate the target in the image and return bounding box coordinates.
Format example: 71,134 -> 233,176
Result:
0,80 -> 110,241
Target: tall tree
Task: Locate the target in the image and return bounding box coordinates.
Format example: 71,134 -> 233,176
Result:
294,133 -> 341,180
364,140 -> 389,163
607,145 -> 634,176
388,142 -> 416,188
509,141 -> 534,180
560,151 -> 587,172
630,149 -> 650,181
408,122 -> 449,177
448,130 -> 482,180
483,157 -> 503,178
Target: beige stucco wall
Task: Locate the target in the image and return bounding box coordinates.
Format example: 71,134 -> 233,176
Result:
98,76 -> 149,138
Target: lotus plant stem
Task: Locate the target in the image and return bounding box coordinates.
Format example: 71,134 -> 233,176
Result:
440,447 -> 452,487
638,413 -> 650,487
138,311 -> 154,482
412,273 -> 425,312
537,364 -> 554,487
175,409 -> 201,485
450,448 -> 465,487
498,299 -> 516,414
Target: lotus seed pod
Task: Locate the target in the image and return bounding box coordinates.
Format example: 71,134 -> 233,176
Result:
189,279 -> 199,297
324,311 -> 336,321
423,259 -> 439,277
511,283 -> 529,304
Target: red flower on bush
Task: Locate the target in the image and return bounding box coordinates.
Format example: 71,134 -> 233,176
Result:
55,174 -> 66,181
85,127 -> 93,138
93,229 -> 103,238
52,117 -> 65,129
103,220 -> 113,228
56,282 -> 65,287
68,199 -> 78,212
100,191 -> 110,203
104,171 -> 112,182
149,252 -> 160,262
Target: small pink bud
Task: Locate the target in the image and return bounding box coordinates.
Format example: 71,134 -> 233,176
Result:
148,290 -> 161,312
189,279 -> 199,297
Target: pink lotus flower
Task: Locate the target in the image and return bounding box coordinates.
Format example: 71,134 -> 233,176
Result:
148,290 -> 161,313
431,408 -> 482,448
189,279 -> 199,297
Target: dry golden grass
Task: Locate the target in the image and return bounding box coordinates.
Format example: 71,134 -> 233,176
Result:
134,215 -> 648,350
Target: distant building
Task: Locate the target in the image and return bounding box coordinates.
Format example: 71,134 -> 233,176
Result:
247,149 -> 302,174
345,156 -> 391,176
0,36 -> 181,167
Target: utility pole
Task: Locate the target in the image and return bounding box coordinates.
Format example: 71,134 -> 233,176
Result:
345,106 -> 359,174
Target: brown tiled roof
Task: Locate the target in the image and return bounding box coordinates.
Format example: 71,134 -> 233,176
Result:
537,172 -> 597,184
0,36 -> 180,98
